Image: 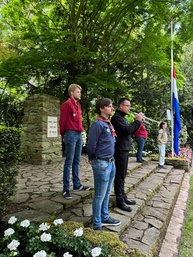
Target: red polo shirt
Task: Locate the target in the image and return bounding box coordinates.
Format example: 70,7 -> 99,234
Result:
59,98 -> 84,138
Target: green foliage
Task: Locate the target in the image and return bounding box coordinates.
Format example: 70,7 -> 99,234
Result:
0,93 -> 25,128
180,175 -> 193,257
0,219 -> 112,257
179,43 -> 193,148
0,0 -> 190,134
0,126 -> 21,213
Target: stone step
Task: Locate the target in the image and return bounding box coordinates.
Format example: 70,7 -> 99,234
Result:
4,157 -> 150,223
57,163 -> 171,228
58,162 -> 159,225
121,168 -> 186,257
101,165 -> 173,234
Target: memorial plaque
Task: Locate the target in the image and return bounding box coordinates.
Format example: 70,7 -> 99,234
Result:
47,116 -> 58,137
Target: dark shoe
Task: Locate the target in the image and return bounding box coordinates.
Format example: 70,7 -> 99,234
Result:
93,226 -> 103,231
124,199 -> 136,205
117,202 -> 132,212
63,190 -> 72,199
158,165 -> 166,169
101,216 -> 121,226
74,185 -> 91,191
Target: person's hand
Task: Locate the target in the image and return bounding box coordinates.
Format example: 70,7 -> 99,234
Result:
135,113 -> 143,122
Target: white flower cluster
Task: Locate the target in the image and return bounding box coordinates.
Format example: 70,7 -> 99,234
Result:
20,219 -> 30,228
91,247 -> 102,257
73,227 -> 83,237
8,216 -> 17,224
53,218 -> 64,226
39,222 -> 50,231
33,250 -> 47,257
7,239 -> 20,251
40,232 -> 52,242
4,228 -> 15,237
63,252 -> 73,257
4,217 -> 104,257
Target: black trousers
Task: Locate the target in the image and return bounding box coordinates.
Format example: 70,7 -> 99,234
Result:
114,150 -> 129,203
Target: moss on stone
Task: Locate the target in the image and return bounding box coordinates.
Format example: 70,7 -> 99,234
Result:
60,222 -> 127,257
84,228 -> 127,257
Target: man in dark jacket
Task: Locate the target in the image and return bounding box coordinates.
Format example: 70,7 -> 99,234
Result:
111,98 -> 143,211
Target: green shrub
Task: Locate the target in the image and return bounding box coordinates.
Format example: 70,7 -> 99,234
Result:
0,218 -> 111,257
0,126 -> 21,213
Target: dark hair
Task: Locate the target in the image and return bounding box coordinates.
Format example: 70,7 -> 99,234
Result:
159,121 -> 167,129
95,98 -> 112,114
117,97 -> 130,107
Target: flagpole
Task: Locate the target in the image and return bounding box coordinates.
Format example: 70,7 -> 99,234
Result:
171,20 -> 174,158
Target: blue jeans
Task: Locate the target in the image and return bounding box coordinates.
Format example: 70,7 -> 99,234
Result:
91,159 -> 115,229
63,130 -> 82,191
135,137 -> 145,161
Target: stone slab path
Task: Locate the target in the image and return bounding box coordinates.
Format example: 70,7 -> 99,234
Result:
3,155 -> 191,257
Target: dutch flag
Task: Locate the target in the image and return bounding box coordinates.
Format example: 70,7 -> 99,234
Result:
172,65 -> 181,155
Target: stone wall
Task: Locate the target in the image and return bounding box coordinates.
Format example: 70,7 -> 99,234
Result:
21,94 -> 62,164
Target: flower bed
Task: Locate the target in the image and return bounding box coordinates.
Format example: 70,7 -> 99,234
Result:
0,217 -> 111,257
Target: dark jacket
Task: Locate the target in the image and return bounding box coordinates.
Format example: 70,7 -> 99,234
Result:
111,110 -> 140,151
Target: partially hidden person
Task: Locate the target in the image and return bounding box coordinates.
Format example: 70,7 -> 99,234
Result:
157,121 -> 168,169
111,98 -> 143,212
134,112 -> 148,163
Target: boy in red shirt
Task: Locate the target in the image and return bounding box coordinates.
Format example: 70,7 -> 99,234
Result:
59,84 -> 90,199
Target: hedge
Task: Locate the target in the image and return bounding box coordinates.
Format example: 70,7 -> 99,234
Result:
0,126 -> 21,213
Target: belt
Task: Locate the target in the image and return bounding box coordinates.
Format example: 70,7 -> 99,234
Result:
95,157 -> 114,162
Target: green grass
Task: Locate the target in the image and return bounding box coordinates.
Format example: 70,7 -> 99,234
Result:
180,175 -> 193,257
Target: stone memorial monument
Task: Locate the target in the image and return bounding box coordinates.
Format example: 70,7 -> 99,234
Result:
21,94 -> 62,164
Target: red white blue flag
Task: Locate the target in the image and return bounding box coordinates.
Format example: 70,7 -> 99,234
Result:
172,65 -> 181,155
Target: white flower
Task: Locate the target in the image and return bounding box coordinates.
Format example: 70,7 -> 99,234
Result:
8,216 -> 17,225
39,222 -> 50,231
91,247 -> 102,257
53,218 -> 64,226
73,227 -> 83,237
4,228 -> 15,237
40,232 -> 52,242
20,219 -> 30,228
63,252 -> 73,257
7,239 -> 20,251
33,250 -> 47,257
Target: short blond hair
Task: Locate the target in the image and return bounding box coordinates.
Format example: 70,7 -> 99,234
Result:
68,84 -> 82,96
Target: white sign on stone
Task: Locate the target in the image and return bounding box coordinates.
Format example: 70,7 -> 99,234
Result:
47,116 -> 58,137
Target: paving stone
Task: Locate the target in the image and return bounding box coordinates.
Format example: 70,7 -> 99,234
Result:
132,221 -> 148,230
3,210 -> 50,223
124,238 -> 151,256
144,217 -> 163,229
82,203 -> 92,217
72,190 -> 92,199
50,193 -> 81,208
124,227 -> 143,240
10,193 -> 30,203
68,215 -> 91,225
105,213 -> 131,234
28,199 -> 63,214
57,211 -> 73,221
142,227 -> 160,246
